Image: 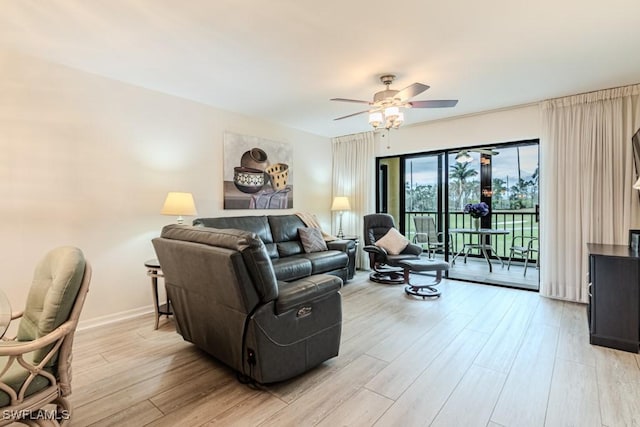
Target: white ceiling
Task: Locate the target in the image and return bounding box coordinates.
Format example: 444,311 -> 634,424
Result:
1,0 -> 639,137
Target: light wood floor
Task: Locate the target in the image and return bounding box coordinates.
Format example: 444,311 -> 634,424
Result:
69,272 -> 640,427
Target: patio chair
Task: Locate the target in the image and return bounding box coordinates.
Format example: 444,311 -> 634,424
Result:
0,246 -> 91,426
507,236 -> 539,276
413,216 -> 453,258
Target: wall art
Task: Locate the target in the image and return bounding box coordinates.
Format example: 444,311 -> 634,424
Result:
223,132 -> 293,209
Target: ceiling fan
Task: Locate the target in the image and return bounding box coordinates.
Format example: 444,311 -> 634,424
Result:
454,148 -> 499,164
331,74 -> 458,129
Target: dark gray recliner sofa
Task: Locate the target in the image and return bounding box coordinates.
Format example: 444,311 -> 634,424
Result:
193,214 -> 356,282
152,224 -> 343,384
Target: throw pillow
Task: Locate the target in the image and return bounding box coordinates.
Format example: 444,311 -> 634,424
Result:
298,227 -> 328,253
375,227 -> 410,255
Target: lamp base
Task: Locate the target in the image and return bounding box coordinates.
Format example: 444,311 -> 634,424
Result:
337,214 -> 344,239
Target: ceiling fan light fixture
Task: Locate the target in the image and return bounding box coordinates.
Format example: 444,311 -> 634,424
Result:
331,75 -> 458,131
384,106 -> 400,120
392,111 -> 404,128
455,150 -> 473,164
368,111 -> 383,128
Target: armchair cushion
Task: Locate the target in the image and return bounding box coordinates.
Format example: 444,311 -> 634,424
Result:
298,227 -> 328,253
0,352 -> 53,406
375,227 -> 410,255
16,246 -> 85,366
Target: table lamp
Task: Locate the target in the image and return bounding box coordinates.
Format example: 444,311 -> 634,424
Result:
331,196 -> 351,239
161,192 -> 198,224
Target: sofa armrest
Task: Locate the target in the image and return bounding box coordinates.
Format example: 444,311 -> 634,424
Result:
276,274 -> 342,314
327,239 -> 357,281
327,239 -> 355,252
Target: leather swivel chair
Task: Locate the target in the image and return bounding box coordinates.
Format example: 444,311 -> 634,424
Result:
363,214 -> 422,284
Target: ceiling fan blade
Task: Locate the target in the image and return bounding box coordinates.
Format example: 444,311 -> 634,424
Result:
333,110 -> 370,121
330,98 -> 371,104
395,83 -> 430,101
474,148 -> 499,156
409,99 -> 458,108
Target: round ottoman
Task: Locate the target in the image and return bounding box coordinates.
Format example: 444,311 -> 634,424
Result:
397,258 -> 449,299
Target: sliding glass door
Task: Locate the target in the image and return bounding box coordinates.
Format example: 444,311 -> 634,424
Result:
376,140 -> 539,290
404,153 -> 445,250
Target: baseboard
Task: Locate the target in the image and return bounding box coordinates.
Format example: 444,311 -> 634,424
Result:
78,306 -> 153,331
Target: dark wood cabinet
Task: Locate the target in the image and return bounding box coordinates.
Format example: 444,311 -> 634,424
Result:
588,243 -> 640,353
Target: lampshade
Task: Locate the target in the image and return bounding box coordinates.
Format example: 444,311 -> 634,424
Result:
161,192 -> 197,224
634,177 -> 640,190
367,106 -> 406,130
331,196 -> 351,211
384,106 -> 400,120
369,111 -> 383,128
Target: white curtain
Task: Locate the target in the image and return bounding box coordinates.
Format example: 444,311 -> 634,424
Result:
540,84 -> 640,302
332,131 -> 376,269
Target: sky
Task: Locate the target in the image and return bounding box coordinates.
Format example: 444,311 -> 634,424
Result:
405,145 -> 539,186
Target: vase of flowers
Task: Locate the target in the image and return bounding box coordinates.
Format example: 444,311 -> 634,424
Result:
464,202 -> 489,230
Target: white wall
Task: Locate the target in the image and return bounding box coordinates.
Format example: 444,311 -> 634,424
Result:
0,50 -> 331,325
375,104 -> 541,156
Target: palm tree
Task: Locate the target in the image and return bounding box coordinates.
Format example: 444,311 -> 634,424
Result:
449,162 -> 478,210
405,183 -> 436,212
491,178 -> 508,209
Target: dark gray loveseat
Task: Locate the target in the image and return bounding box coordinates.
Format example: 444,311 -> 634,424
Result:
193,214 -> 356,282
152,225 -> 343,383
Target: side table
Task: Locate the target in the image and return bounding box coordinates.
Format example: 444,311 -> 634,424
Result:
144,259 -> 172,329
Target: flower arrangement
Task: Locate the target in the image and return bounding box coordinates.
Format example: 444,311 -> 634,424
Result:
464,202 -> 489,218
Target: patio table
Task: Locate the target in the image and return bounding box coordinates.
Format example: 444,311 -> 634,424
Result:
449,228 -> 510,273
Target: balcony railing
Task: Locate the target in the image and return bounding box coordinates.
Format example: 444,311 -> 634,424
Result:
404,210 -> 539,262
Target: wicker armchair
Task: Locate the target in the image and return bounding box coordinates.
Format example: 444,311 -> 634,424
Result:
0,247 -> 91,426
